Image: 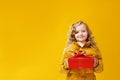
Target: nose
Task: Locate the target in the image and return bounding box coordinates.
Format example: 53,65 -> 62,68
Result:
79,31 -> 83,36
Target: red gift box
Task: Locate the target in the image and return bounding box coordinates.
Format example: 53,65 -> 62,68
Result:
67,52 -> 94,68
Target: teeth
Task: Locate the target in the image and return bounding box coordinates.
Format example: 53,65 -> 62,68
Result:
79,36 -> 83,38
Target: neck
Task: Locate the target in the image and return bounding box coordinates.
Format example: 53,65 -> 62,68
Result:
77,41 -> 86,47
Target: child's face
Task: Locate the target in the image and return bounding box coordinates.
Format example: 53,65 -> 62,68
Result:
75,24 -> 88,42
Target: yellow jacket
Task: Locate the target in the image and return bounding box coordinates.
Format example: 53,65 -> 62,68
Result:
60,41 -> 103,74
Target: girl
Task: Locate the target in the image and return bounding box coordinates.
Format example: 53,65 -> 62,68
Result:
60,20 -> 103,80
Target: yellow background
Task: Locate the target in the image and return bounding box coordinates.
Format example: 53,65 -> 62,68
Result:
0,0 -> 120,80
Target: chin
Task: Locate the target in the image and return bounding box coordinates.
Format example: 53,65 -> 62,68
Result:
77,40 -> 85,42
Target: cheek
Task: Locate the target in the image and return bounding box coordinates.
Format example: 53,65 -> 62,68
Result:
85,33 -> 88,37
75,34 -> 79,39
84,33 -> 88,37
75,34 -> 77,38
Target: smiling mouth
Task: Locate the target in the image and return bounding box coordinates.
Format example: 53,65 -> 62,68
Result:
78,36 -> 84,38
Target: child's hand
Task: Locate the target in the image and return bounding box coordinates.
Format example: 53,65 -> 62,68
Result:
73,50 -> 86,56
79,50 -> 86,55
74,50 -> 81,56
94,57 -> 99,67
65,59 -> 69,69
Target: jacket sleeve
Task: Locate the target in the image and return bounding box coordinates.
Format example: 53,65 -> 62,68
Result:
94,48 -> 104,73
60,42 -> 77,74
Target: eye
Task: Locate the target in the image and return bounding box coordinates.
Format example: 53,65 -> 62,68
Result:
75,31 -> 79,34
81,30 -> 86,32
